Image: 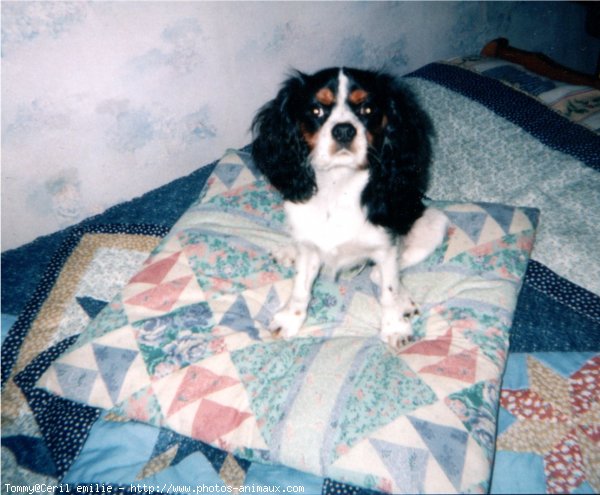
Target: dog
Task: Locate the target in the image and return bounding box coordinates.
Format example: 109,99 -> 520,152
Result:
251,67 -> 447,349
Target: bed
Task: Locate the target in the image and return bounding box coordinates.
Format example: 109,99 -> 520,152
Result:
2,40 -> 599,494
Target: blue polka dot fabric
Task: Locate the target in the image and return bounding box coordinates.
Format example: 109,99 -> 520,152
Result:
510,260 -> 600,353
526,260 -> 600,322
323,478 -> 381,495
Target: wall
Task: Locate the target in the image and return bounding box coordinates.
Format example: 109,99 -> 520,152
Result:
2,1 -> 597,250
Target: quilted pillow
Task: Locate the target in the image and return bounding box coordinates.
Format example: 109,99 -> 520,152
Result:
38,148 -> 538,493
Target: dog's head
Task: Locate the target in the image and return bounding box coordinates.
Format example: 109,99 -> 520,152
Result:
290,67 -> 386,171
252,68 -> 433,231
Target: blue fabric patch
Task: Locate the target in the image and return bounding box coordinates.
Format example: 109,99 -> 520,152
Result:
63,416 -> 160,484
92,344 -> 138,403
54,362 -> 99,403
444,211 -> 488,243
496,406 -> 517,436
408,417 -> 468,491
65,414 -> 232,488
534,351 -> 598,378
219,295 -> 260,339
213,162 -> 244,189
370,439 -> 428,492
500,353 -> 529,390
489,451 -> 546,493
1,313 -> 17,345
77,296 -> 109,319
478,203 -> 516,234
573,481 -> 596,494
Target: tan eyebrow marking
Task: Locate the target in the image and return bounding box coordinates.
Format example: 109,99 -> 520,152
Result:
349,89 -> 368,105
316,88 -> 335,105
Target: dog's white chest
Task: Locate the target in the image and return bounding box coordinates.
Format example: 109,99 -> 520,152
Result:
284,168 -> 389,267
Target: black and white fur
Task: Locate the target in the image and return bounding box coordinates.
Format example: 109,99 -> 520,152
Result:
251,67 -> 447,349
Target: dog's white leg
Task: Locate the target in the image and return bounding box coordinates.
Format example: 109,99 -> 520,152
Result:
271,244 -> 321,339
375,247 -> 418,350
400,208 -> 448,269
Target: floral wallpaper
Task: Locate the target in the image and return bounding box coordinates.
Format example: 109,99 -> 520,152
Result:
2,1 -> 597,250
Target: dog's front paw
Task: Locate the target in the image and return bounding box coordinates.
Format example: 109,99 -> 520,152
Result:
380,315 -> 413,350
271,244 -> 298,268
269,307 -> 306,340
380,301 -> 419,351
382,331 -> 414,351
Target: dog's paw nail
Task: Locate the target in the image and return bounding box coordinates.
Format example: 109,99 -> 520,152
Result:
401,301 -> 420,320
385,334 -> 413,352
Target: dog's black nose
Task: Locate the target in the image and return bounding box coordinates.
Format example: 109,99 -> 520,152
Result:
332,123 -> 356,144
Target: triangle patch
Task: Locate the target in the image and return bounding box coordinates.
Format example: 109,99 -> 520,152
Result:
213,163 -> 244,189
110,385 -> 164,427
402,328 -> 453,356
408,417 -> 468,491
92,344 -> 138,404
443,227 -> 476,263
130,252 -> 181,285
510,208 -> 535,234
370,439 -> 429,493
420,348 -> 478,383
125,276 -> 193,312
168,366 -> 240,417
219,295 -> 259,339
76,296 -> 108,319
521,208 -> 539,232
239,151 -> 262,179
479,203 -> 514,234
477,216 -> 507,244
445,211 -> 488,243
254,286 -> 281,330
54,363 -> 98,403
192,399 -> 252,444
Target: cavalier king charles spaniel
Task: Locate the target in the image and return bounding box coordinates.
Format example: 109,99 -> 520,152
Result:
251,67 -> 447,349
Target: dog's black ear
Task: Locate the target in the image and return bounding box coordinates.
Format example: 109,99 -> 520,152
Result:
362,74 -> 434,235
251,72 -> 316,202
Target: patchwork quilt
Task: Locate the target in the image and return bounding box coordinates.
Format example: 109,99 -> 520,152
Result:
36,148 -> 538,492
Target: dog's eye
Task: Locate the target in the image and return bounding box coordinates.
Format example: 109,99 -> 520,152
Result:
311,106 -> 324,118
360,105 -> 372,116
